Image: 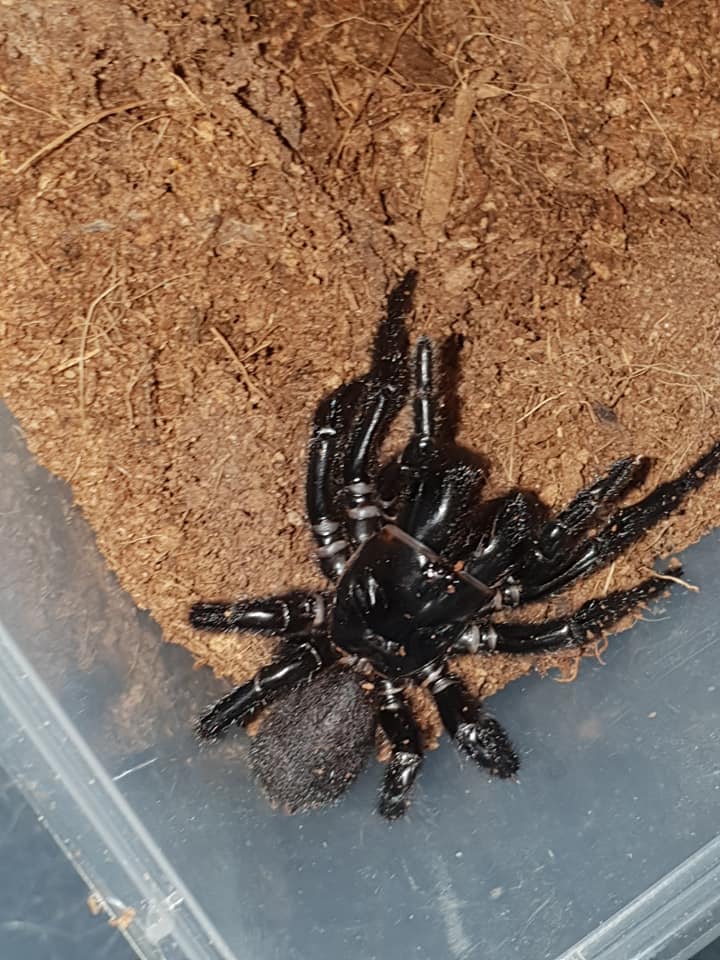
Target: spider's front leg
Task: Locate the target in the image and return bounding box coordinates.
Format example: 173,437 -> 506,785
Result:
427,665 -> 519,778
340,272 -> 417,542
391,337 -> 488,558
197,634 -> 338,740
375,680 -> 424,820
306,271 -> 416,579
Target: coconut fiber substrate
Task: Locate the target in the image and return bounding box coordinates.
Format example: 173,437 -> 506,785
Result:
2,0 -> 720,746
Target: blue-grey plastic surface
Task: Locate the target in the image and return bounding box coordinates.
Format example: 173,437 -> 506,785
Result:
0,767 -> 134,960
0,399 -> 719,960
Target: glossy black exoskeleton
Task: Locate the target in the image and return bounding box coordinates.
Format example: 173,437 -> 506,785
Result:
191,270 -> 720,818
333,523 -> 495,678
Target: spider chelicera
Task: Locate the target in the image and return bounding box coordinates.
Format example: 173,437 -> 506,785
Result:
192,270 -> 720,819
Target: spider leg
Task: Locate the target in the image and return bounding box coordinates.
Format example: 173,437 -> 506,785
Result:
515,440 -> 720,603
190,590 -> 331,636
307,380 -> 365,580
464,490 -> 540,585
197,636 -> 337,739
456,572 -> 670,655
374,336 -> 438,511
428,667 -> 519,778
307,271 -> 416,576
341,271 -> 416,542
536,455 -> 646,558
394,339 -> 488,556
375,680 -> 423,820
465,457 -> 646,588
408,335 -> 438,457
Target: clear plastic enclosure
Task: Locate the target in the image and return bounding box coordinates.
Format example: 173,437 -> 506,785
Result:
1,400 -> 719,960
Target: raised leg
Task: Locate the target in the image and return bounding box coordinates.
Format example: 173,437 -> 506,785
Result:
374,337 -> 437,511
429,667 -> 518,777
307,381 -> 364,580
190,590 -> 330,636
306,271 -> 417,574
197,636 -> 337,739
515,441 -> 720,603
395,340 -> 487,556
459,572 -> 671,655
342,271 -> 416,542
375,680 -> 424,819
409,337 -> 437,457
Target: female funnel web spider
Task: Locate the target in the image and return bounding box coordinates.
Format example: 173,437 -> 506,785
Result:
192,271 -> 720,819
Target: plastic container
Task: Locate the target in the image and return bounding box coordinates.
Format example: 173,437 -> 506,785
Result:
0,398 -> 719,960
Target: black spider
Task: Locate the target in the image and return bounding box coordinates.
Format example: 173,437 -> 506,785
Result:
192,271 -> 720,819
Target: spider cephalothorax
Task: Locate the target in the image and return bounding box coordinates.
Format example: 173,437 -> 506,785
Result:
192,271 -> 720,818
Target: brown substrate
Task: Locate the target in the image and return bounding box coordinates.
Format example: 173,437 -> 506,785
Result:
2,1 -> 720,746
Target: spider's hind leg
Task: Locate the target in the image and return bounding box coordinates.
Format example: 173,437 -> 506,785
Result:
428,667 -> 519,778
375,681 -> 424,819
197,635 -> 338,740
